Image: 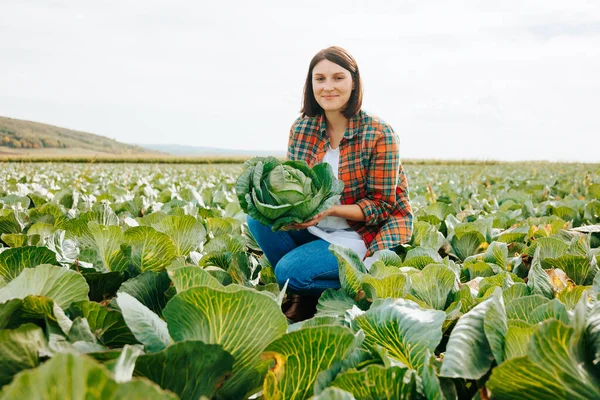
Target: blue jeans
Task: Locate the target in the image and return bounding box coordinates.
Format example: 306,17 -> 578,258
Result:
246,216 -> 341,296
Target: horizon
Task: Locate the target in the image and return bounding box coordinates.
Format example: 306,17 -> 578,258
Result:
1,1 -> 599,162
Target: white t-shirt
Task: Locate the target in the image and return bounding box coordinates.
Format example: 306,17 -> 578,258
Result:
307,146 -> 377,269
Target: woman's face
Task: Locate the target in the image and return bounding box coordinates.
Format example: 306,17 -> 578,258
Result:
312,59 -> 354,114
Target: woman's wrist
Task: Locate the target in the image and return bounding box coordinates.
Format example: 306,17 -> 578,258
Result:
327,204 -> 365,222
327,204 -> 339,218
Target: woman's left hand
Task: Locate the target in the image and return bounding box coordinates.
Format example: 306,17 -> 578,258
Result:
284,206 -> 335,230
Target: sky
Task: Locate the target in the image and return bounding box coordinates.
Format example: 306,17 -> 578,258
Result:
1,0 -> 599,162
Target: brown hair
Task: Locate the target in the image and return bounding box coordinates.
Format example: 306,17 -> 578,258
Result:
300,46 -> 363,119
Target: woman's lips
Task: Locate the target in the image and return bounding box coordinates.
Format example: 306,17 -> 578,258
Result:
322,95 -> 338,100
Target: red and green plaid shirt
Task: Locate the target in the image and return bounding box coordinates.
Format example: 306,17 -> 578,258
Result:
287,109 -> 413,257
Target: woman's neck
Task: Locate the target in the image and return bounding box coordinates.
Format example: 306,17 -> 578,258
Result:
324,111 -> 348,148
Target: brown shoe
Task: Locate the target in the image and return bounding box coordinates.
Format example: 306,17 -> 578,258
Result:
283,295 -> 319,322
281,294 -> 301,314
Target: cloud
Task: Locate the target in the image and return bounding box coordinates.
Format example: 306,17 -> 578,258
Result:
0,1 -> 598,161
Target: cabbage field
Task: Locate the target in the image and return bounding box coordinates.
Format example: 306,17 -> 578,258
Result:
0,162 -> 599,400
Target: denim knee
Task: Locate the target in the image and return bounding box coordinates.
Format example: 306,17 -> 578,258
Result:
274,257 -> 293,288
246,215 -> 262,234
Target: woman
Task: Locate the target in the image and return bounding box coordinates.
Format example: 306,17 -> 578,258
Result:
246,46 -> 413,321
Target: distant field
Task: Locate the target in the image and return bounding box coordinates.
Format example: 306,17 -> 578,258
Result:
2,149 -> 597,166
0,148 -> 251,164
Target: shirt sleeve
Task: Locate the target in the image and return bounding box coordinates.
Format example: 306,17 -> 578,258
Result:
394,168 -> 413,241
286,126 -> 296,161
355,128 -> 400,226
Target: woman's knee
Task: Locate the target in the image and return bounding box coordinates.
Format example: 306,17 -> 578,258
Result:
274,257 -> 293,288
246,215 -> 263,235
275,245 -> 338,292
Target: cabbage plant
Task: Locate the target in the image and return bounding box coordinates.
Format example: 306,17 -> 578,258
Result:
235,157 -> 344,230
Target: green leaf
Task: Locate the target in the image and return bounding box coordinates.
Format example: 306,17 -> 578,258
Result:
316,289 -> 359,317
505,295 -> 549,323
134,340 -> 233,400
26,223 -> 55,242
207,217 -> 237,236
483,293 -> 507,364
586,302 -> 600,366
420,231 -> 446,251
0,323 -> 46,387
118,271 -> 171,317
368,261 -> 404,278
311,387 -> 357,400
593,270 -> 600,300
124,226 -> 177,272
456,284 -> 474,313
464,261 -> 495,280
483,241 -> 509,270
371,250 -> 403,267
420,202 -> 454,224
526,236 -> 569,259
351,298 -> 445,374
0,246 -> 58,282
0,352 -> 178,400
138,211 -> 168,228
529,298 -> 569,324
203,234 -> 245,253
88,222 -> 130,272
154,215 -> 206,257
402,247 -> 443,269
262,326 -> 359,399
451,232 -> 486,261
557,285 -> 589,310
544,255 -> 598,285
45,230 -> 81,266
31,203 -> 64,226
361,273 -> 409,301
527,248 -> 554,299
502,283 -> 529,304
503,320 -> 536,360
116,292 -> 171,353
0,264 -> 89,309
0,211 -> 21,235
330,245 -> 367,300
0,296 -> 71,336
163,285 -> 287,399
168,265 -> 226,293
440,289 -> 499,379
67,301 -> 138,347
198,251 -> 232,270
86,202 -> 120,227
68,317 -> 97,343
329,365 -> 417,400
409,264 -> 457,310
487,320 -> 600,399
497,225 -> 529,243
0,233 -> 27,248
477,272 -> 516,297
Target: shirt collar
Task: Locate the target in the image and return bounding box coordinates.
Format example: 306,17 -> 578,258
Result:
318,111 -> 362,139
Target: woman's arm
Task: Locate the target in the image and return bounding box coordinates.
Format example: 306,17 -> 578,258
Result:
354,127 -> 400,226
327,204 -> 364,221
286,127 -> 295,160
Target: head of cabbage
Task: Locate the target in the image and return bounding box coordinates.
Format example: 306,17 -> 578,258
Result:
236,157 -> 344,230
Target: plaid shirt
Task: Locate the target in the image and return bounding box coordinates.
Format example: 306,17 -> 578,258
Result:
287,109 -> 413,257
